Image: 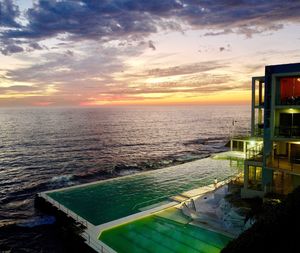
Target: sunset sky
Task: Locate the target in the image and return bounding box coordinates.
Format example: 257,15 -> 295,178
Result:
0,0 -> 300,106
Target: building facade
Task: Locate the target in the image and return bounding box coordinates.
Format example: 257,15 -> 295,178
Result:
242,63 -> 300,198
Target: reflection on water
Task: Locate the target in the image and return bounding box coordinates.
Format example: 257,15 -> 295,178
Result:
49,157 -> 237,225
0,105 -> 249,251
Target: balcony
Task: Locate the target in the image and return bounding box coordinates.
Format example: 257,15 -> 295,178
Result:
254,100 -> 264,108
266,155 -> 300,175
246,143 -> 263,161
279,96 -> 300,106
274,126 -> 300,138
270,171 -> 294,195
254,124 -> 264,137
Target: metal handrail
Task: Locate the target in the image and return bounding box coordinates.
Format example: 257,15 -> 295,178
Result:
246,143 -> 263,160
40,194 -> 113,252
254,125 -> 264,137
274,126 -> 300,138
42,194 -> 88,227
81,231 -> 112,253
266,155 -> 300,172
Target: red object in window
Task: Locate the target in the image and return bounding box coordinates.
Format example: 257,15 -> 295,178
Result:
280,77 -> 300,102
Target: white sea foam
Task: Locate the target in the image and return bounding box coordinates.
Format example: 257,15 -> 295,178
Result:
17,216 -> 56,228
51,174 -> 73,182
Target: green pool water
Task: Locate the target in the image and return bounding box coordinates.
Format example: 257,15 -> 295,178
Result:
47,157 -> 237,225
100,208 -> 232,253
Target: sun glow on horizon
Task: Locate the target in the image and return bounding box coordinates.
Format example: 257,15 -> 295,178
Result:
78,89 -> 251,107
0,1 -> 299,107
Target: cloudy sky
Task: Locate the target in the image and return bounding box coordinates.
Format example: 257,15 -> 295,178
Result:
0,0 -> 300,106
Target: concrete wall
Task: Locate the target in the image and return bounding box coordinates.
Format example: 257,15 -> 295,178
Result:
241,188 -> 264,199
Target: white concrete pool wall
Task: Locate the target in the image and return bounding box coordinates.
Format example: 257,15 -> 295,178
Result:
38,192 -> 116,253
38,153 -> 242,253
38,176 -> 239,252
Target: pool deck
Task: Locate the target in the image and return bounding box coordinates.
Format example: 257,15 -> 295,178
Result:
95,201 -> 178,232
39,183 -> 236,252
38,155 -> 240,253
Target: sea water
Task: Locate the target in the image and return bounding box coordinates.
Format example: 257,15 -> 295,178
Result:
0,105 -> 249,251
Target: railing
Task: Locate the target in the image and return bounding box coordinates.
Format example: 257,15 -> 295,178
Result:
266,155 -> 300,173
247,182 -> 263,191
81,231 -> 113,253
40,193 -> 88,227
254,100 -> 264,107
219,173 -> 244,192
253,123 -> 264,137
266,174 -> 294,196
274,126 -> 300,138
278,96 -> 300,106
246,143 -> 263,160
39,193 -> 115,253
228,157 -> 244,170
254,128 -> 264,137
224,173 -> 244,185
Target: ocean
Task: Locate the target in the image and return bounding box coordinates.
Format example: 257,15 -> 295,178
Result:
0,105 -> 250,252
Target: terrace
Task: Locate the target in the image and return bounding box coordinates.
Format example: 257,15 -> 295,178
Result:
267,155 -> 300,175
273,109 -> 300,139
274,126 -> 300,138
266,142 -> 300,175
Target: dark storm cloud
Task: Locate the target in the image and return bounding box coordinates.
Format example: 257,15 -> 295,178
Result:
28,42 -> 43,50
148,40 -> 156,50
0,0 -> 21,28
180,0 -> 300,28
65,50 -> 74,57
0,43 -> 24,55
94,73 -> 237,96
148,61 -> 226,77
235,23 -> 284,38
182,1 -> 299,37
204,29 -> 233,37
219,44 -> 230,52
92,61 -> 244,98
1,0 -> 300,56
1,0 -> 182,41
2,41 -> 142,86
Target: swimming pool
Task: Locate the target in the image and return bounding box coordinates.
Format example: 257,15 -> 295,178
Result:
47,157 -> 236,225
99,207 -> 232,253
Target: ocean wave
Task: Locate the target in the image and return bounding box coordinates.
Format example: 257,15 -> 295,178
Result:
174,154 -> 209,162
114,163 -> 141,172
17,216 -> 56,228
1,183 -> 47,204
49,174 -> 75,187
0,219 -> 17,228
184,138 -> 207,145
73,167 -> 113,182
184,137 -> 227,146
50,174 -> 73,182
117,169 -> 141,176
50,174 -> 74,184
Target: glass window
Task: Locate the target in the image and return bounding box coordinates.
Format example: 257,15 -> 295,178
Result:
256,167 -> 262,181
249,166 -> 262,183
280,77 -> 300,105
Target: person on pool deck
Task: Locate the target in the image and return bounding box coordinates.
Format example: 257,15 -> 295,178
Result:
214,178 -> 218,189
